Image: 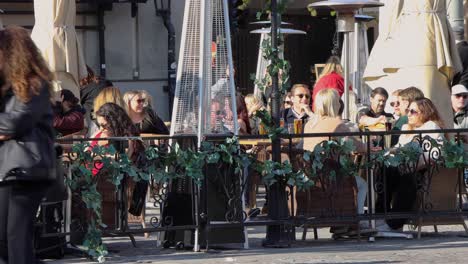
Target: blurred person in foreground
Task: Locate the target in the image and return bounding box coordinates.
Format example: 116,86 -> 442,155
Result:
0,26 -> 55,264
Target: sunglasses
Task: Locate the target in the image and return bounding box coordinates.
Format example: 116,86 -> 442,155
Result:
408,109 -> 420,116
136,98 -> 146,104
284,100 -> 292,105
390,101 -> 400,107
455,94 -> 468,99
295,94 -> 310,99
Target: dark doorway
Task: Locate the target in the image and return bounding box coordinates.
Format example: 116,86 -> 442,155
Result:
231,14 -> 336,94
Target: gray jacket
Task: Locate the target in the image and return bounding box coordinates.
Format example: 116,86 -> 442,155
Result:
0,84 -> 55,182
454,107 -> 468,129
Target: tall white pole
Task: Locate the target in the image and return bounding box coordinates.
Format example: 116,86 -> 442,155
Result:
353,20 -> 360,100
343,32 -> 350,120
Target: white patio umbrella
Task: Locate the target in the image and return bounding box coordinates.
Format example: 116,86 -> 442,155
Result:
363,0 -> 462,128
31,0 -> 87,98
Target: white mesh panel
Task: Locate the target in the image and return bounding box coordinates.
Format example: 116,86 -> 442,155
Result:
171,0 -> 237,137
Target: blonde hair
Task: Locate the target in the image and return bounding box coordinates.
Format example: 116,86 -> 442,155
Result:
93,86 -> 126,114
314,89 -> 340,118
317,56 -> 343,81
123,90 -> 152,113
244,93 -> 264,114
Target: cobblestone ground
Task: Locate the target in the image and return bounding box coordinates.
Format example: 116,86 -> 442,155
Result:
46,223 -> 468,264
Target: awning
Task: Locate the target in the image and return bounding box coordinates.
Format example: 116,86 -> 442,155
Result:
31,0 -> 87,98
364,0 -> 462,127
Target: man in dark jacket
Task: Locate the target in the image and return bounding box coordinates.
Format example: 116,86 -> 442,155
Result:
53,89 -> 86,136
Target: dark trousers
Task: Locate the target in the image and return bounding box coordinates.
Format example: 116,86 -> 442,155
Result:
0,182 -> 49,264
375,166 -> 418,230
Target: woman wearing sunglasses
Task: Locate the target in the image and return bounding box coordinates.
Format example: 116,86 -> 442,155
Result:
377,97 -> 445,232
123,90 -> 169,135
397,98 -> 445,146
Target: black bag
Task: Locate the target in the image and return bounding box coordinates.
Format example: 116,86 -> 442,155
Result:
0,128 -> 55,183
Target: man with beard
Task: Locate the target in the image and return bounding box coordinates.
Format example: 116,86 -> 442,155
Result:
359,87 -> 394,127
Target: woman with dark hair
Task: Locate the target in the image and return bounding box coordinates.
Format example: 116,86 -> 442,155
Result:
92,103 -> 148,235
397,97 -> 445,145
0,26 -> 55,264
377,98 -> 445,232
53,89 -> 85,136
92,102 -> 138,148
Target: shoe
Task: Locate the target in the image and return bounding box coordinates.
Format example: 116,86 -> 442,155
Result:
248,208 -> 260,218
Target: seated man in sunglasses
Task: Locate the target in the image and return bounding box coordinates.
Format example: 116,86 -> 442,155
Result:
358,87 -> 394,127
451,84 -> 468,129
280,84 -> 316,132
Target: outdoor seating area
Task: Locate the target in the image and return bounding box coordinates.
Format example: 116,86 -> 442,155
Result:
2,0 -> 468,263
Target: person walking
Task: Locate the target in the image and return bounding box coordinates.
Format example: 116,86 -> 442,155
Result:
0,26 -> 56,264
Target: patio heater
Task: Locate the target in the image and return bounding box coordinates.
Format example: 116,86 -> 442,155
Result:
352,14 -> 374,105
250,24 -> 306,106
170,0 -> 238,145
308,0 -> 384,120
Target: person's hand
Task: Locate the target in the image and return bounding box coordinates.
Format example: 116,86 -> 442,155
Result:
0,135 -> 11,141
377,115 -> 387,124
299,103 -> 313,115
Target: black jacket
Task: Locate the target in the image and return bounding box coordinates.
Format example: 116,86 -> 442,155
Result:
453,41 -> 468,87
136,108 -> 169,134
0,83 -> 55,182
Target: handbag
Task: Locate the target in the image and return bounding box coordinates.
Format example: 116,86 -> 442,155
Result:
0,128 -> 55,183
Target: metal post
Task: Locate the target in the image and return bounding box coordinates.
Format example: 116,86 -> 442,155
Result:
97,4 -> 106,77
155,0 -> 177,118
343,32 -> 350,120
353,20 -> 360,100
263,0 -> 290,248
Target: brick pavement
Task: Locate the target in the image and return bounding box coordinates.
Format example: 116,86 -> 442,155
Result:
46,223 -> 468,264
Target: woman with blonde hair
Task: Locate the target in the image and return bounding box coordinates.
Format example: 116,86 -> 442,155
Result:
123,90 -> 168,134
244,94 -> 265,134
312,56 -> 350,107
303,89 -> 367,223
0,26 -> 56,264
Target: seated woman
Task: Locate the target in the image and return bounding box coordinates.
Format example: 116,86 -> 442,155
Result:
236,93 -> 251,135
244,93 -> 265,135
302,89 -> 367,221
91,103 -> 148,234
90,102 -> 140,175
123,90 -> 169,135
377,98 -> 445,232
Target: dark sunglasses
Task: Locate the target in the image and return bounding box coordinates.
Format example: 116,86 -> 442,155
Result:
295,94 -> 310,99
283,100 -> 292,105
455,94 -> 468,99
136,98 -> 146,104
408,109 -> 420,116
390,101 -> 400,107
